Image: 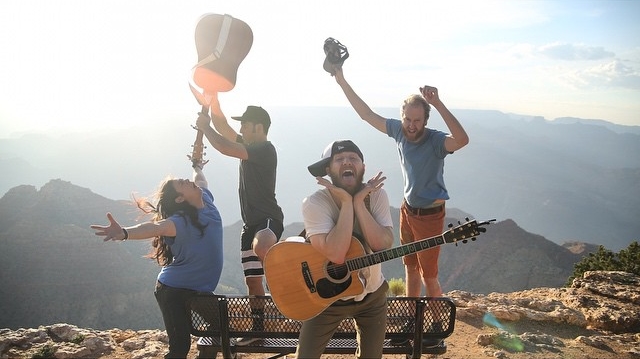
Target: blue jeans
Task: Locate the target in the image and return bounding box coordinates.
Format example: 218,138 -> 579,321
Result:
154,281 -> 195,359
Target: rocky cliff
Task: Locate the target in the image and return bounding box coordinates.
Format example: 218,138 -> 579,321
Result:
1,271 -> 638,359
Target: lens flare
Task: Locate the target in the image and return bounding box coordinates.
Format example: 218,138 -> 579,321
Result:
482,313 -> 525,352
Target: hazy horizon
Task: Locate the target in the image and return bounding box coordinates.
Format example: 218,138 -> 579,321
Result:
3,105 -> 639,252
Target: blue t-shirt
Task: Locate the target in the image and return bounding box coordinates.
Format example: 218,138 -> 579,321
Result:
386,118 -> 450,208
157,188 -> 223,292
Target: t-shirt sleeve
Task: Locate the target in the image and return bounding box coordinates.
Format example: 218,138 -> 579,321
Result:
166,214 -> 187,246
245,141 -> 276,166
386,118 -> 402,140
301,191 -> 335,238
201,187 -> 215,208
370,189 -> 393,228
431,130 -> 450,158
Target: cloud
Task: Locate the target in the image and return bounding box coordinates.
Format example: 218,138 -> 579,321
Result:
538,42 -> 614,61
564,60 -> 640,90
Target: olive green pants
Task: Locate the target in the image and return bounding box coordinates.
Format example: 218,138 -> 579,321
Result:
295,281 -> 389,359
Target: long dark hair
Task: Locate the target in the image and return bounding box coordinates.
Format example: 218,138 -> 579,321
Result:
137,178 -> 206,266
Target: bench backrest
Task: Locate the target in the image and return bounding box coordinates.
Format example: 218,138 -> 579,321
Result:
189,293 -> 455,340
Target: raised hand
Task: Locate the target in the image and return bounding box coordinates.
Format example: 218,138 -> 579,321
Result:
420,85 -> 441,104
316,176 -> 352,205
354,171 -> 386,203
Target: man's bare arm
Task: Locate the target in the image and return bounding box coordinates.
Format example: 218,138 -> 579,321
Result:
334,67 -> 388,134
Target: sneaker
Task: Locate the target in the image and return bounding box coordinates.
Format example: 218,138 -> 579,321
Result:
196,344 -> 217,359
390,337 -> 409,346
390,320 -> 413,346
421,337 -> 444,348
235,337 -> 263,346
423,322 -> 444,348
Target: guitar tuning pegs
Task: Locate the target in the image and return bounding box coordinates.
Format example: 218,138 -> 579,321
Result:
448,223 -> 453,228
471,237 -> 476,241
462,239 -> 468,244
465,217 -> 470,221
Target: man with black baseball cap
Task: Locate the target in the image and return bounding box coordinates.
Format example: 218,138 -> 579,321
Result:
295,139 -> 394,358
307,139 -> 363,177
196,96 -> 283,347
231,105 -> 271,128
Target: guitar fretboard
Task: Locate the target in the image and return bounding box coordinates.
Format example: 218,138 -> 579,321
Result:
346,235 -> 445,271
344,220 -> 479,271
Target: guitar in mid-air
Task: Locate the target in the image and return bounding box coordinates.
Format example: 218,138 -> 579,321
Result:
189,13 -> 253,107
264,218 -> 495,321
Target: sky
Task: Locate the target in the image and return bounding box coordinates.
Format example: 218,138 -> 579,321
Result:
1,0 -> 640,137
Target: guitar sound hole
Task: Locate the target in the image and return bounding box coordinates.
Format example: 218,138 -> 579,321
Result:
325,262 -> 349,282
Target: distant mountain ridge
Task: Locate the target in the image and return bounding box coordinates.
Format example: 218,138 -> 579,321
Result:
0,179 -> 594,330
1,107 -> 637,251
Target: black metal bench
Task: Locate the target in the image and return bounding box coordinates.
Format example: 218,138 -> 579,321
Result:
189,293 -> 456,359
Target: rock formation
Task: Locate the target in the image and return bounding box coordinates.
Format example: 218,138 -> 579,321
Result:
1,271 -> 638,358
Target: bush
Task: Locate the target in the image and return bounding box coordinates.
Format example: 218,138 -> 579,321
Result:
32,345 -> 56,358
566,241 -> 640,286
388,277 -> 406,296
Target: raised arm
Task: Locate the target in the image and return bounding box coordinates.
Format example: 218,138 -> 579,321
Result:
188,129 -> 209,189
353,172 -> 394,252
307,177 -> 356,264
420,86 -> 469,152
192,162 -> 208,189
333,67 -> 388,134
208,93 -> 238,142
196,108 -> 249,160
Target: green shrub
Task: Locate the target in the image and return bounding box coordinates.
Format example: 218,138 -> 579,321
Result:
71,334 -> 85,344
32,344 -> 56,358
388,277 -> 406,296
567,241 -> 640,286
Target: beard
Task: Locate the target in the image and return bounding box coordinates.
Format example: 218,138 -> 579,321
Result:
402,125 -> 425,142
329,171 -> 365,195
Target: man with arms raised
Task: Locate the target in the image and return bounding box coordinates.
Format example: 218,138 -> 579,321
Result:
196,96 -> 284,346
331,66 -> 469,347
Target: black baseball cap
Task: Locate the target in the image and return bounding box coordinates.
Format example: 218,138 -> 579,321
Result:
231,106 -> 271,127
307,140 -> 364,177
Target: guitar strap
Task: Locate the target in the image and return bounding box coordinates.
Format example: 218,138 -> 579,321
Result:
192,14 -> 234,69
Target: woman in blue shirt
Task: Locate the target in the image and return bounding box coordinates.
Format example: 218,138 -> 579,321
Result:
91,156 -> 223,359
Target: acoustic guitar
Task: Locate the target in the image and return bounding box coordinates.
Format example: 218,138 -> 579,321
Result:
190,13 -> 253,102
264,218 -> 494,321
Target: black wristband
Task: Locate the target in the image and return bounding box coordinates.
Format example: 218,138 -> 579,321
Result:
122,228 -> 129,241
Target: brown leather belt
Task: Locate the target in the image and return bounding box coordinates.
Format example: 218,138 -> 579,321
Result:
403,201 -> 444,216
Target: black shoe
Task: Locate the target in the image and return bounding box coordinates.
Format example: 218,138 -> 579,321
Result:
235,337 -> 263,346
421,337 -> 444,348
422,322 -> 444,348
390,320 -> 414,346
196,344 -> 217,359
390,337 -> 409,346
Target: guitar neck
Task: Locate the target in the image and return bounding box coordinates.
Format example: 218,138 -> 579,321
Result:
345,234 -> 445,272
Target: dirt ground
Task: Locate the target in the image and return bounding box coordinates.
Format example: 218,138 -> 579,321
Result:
99,315 -> 639,359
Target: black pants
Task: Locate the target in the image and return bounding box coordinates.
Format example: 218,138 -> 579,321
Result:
154,281 -> 195,359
